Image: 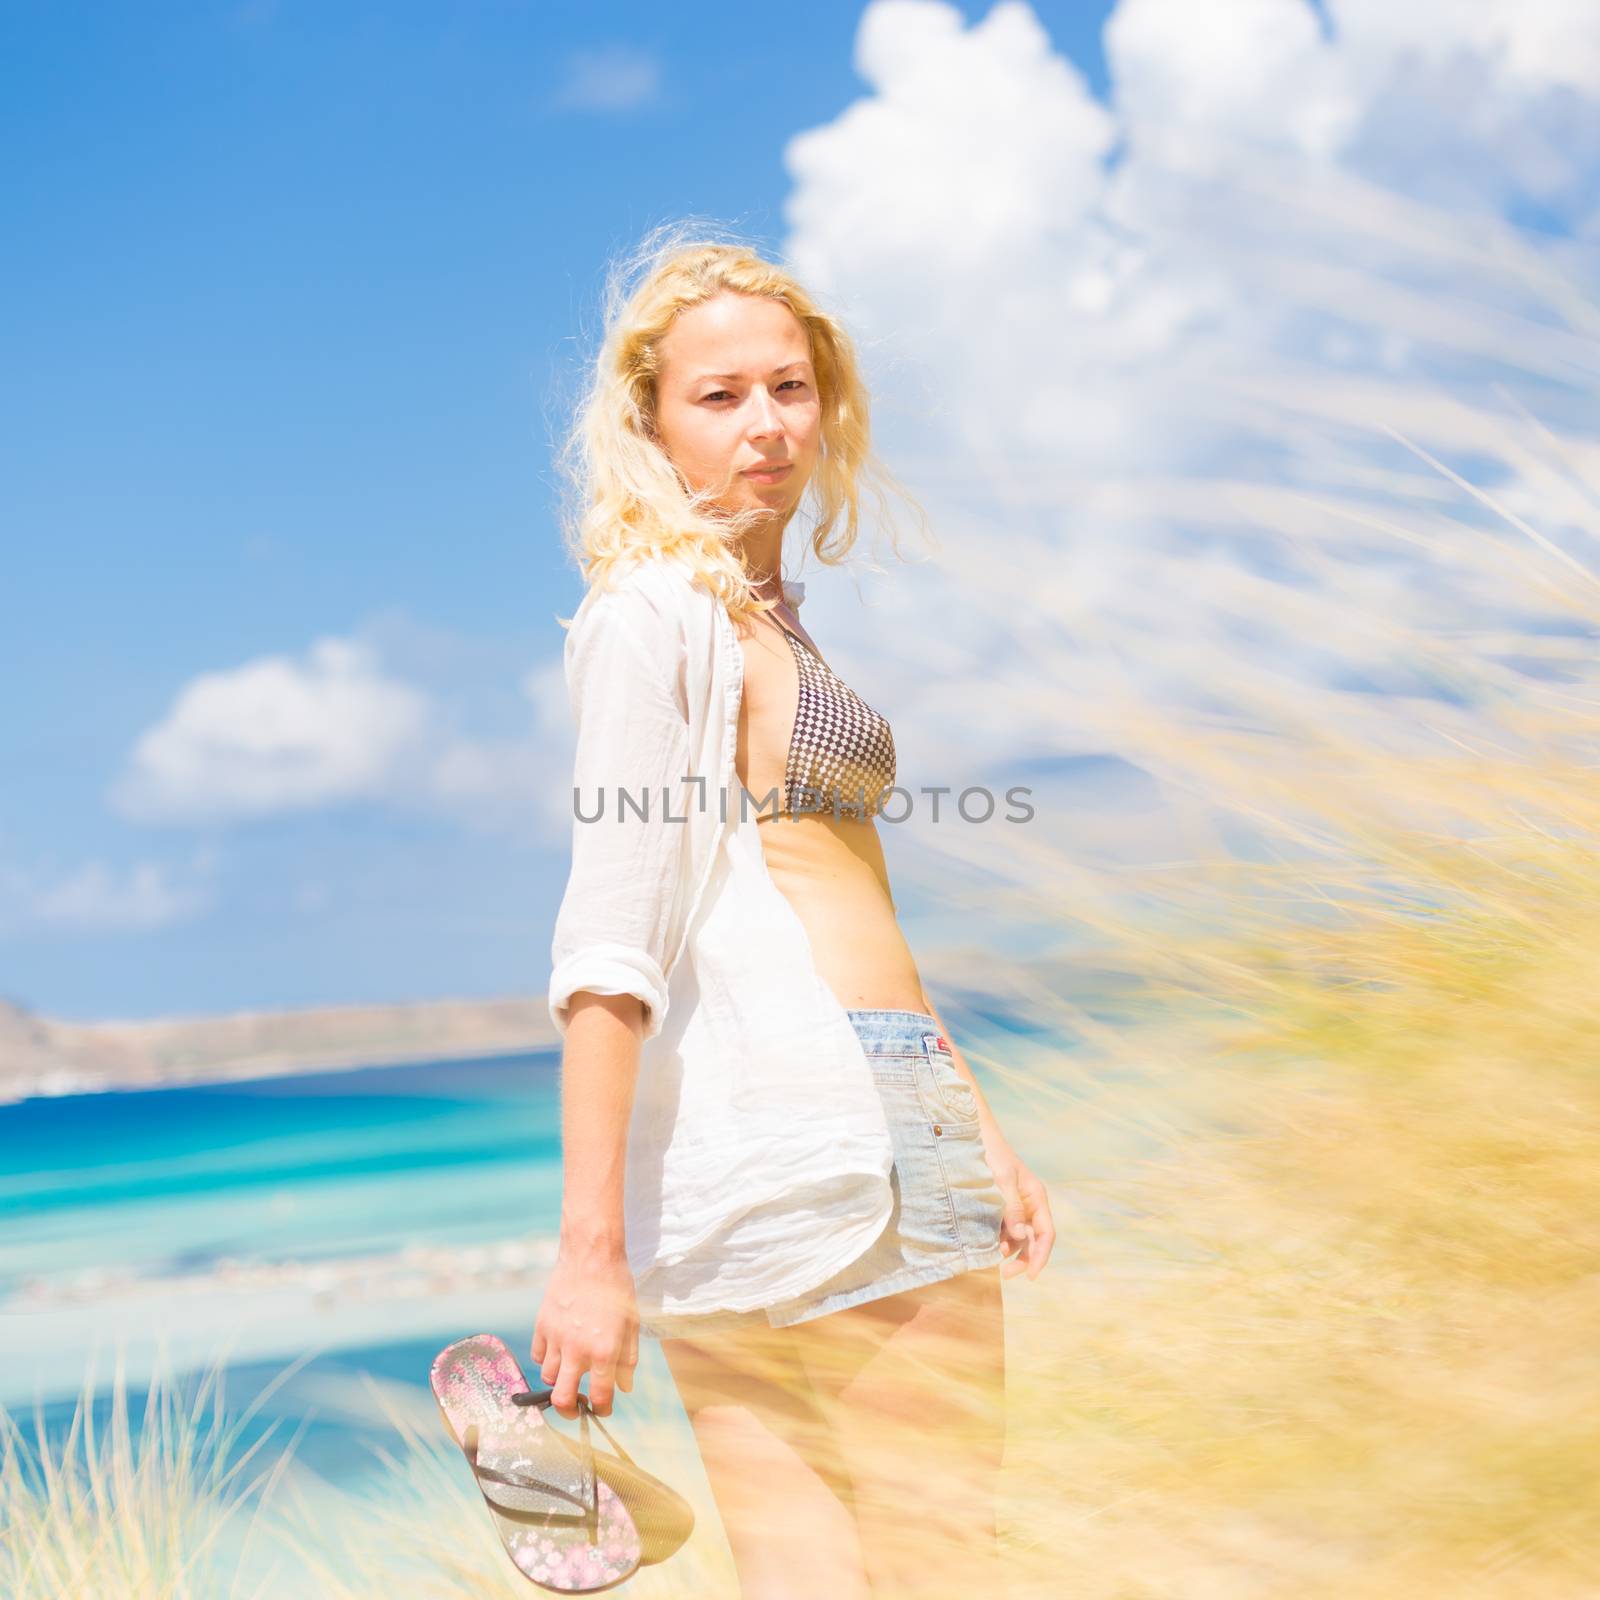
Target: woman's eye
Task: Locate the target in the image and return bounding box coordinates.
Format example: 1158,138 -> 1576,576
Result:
700,381 -> 807,403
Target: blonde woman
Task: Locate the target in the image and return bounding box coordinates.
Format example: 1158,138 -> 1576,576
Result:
535,225 -> 1054,1598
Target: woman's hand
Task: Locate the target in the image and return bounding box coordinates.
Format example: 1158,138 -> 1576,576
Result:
980,1124 -> 1056,1280
531,1244 -> 640,1418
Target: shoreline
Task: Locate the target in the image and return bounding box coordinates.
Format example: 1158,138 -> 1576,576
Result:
0,994 -> 561,1106
0,1230 -> 566,1411
0,948 -> 1117,1105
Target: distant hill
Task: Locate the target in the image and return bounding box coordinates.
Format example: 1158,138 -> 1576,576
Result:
0,995 -> 559,1103
0,941 -> 1138,1105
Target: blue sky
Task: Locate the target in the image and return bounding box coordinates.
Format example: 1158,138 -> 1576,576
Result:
0,3 -> 1118,1018
5,0 -> 1596,1022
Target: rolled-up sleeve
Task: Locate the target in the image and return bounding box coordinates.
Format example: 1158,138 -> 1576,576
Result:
547,581 -> 692,1042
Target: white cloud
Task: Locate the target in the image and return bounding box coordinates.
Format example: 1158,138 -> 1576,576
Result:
774,0 -> 1600,888
520,656 -> 578,846
1330,0 -> 1600,97
0,849 -> 217,934
1106,0 -> 1359,162
424,732 -> 551,838
110,638 -> 431,824
103,628 -> 577,845
550,45 -> 663,113
785,0 -> 1116,332
1106,0 -> 1600,212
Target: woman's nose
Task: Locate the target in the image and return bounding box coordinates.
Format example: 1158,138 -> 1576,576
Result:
746,389 -> 782,437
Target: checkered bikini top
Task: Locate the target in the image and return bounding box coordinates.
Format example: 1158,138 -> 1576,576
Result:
771,626 -> 897,821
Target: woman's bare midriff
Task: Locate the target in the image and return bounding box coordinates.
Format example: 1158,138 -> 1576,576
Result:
734,607 -> 927,1014
753,810 -> 927,1012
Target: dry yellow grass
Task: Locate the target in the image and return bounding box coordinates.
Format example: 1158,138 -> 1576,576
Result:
0,1343 -> 313,1599
8,316 -> 1600,1600
11,675 -> 1598,1595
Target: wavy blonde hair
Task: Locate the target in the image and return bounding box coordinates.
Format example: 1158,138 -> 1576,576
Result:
553,219 -> 929,628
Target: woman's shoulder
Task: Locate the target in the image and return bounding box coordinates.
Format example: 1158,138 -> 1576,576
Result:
566,552 -> 719,670
577,550 -> 715,629
614,549 -> 705,607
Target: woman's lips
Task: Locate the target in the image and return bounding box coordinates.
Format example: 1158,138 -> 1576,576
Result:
743,463 -> 793,482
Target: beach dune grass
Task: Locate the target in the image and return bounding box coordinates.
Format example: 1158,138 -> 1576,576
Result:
6,744 -> 1599,1595
9,400 -> 1600,1596
0,1343 -> 313,1599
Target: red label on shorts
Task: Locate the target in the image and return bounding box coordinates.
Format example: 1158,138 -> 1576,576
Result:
923,1031 -> 951,1055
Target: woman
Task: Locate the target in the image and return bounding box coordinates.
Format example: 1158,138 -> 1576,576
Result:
535,227 -> 1055,1598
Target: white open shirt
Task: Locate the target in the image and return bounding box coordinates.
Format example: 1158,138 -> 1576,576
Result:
547,552 -> 897,1323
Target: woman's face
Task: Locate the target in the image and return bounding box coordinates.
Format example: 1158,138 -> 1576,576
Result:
652,291 -> 821,523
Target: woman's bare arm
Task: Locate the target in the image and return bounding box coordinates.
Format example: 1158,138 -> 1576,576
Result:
533,990 -> 648,1416
918,985 -> 1056,1279
558,992 -> 645,1258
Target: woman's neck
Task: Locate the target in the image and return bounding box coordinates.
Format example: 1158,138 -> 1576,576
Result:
741,527 -> 787,595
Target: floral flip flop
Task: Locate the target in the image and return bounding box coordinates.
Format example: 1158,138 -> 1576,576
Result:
430,1333 -> 645,1592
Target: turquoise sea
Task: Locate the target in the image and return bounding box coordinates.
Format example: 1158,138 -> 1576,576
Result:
0,1004 -> 1096,1520
1,1048 -> 570,1497
2,1050 -> 565,1293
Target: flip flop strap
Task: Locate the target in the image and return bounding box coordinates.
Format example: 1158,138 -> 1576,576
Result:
521,1388 -> 598,1523
462,1418 -> 599,1535
513,1388 -> 638,1468
472,1457 -> 593,1514
581,1407 -> 637,1467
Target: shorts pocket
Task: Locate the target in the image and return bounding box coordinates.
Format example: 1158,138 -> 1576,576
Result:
920,1045 -> 1005,1258
916,1045 -> 982,1130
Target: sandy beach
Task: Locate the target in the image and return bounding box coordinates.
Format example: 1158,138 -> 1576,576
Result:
0,1231 -> 565,1411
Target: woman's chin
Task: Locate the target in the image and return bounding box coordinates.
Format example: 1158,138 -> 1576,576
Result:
702,480 -> 800,523
730,491 -> 792,520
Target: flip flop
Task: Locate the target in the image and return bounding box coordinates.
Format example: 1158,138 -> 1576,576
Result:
430,1333 -> 644,1592
529,1392 -> 696,1568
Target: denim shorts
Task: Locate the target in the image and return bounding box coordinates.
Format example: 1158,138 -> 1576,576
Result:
642,1008 -> 1008,1338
